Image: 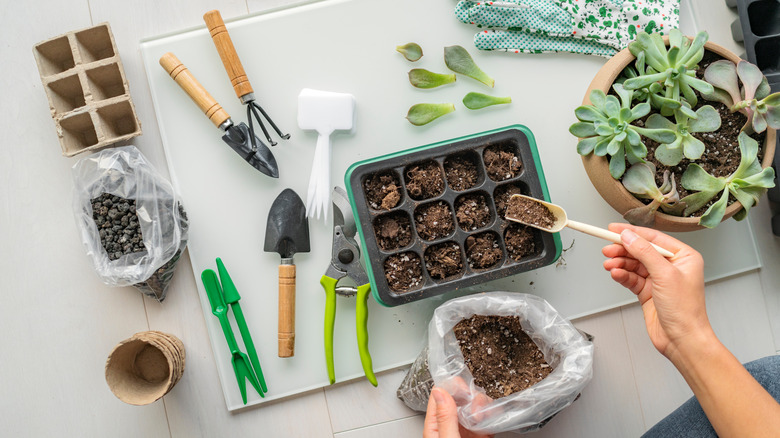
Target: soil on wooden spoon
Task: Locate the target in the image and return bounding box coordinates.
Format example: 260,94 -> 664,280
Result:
505,196 -> 556,230
454,315 -> 553,399
415,201 -> 455,241
424,241 -> 464,280
364,171 -> 402,210
384,251 -> 423,292
406,160 -> 445,200
465,231 -> 503,269
373,212 -> 412,251
494,183 -> 525,219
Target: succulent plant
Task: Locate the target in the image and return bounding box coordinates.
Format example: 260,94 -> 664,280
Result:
624,29 -> 714,116
622,163 -> 682,227
396,42 -> 423,61
702,59 -> 780,133
408,69 -> 456,89
679,132 -> 775,228
570,84 -> 677,179
462,92 -> 511,110
444,45 -> 494,88
645,102 -> 722,166
618,52 -> 681,114
406,103 -> 455,126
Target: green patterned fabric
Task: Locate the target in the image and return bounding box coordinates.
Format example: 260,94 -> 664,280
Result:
455,0 -> 679,57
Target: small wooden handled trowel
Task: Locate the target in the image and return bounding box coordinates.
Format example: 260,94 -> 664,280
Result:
264,189 -> 310,357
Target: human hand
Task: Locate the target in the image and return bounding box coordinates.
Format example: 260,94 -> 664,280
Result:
602,224 -> 713,360
423,387 -> 494,438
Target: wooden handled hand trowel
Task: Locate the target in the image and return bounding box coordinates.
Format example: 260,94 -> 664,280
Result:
264,189 -> 310,357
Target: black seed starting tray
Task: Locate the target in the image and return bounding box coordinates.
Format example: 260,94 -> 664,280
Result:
345,126 -> 562,307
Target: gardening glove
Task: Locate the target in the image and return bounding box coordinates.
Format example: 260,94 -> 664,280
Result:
455,0 -> 680,57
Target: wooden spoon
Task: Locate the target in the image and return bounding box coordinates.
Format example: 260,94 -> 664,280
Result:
505,194 -> 674,258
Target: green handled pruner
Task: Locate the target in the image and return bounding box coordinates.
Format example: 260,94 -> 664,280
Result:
321,187 -> 377,387
201,258 -> 267,404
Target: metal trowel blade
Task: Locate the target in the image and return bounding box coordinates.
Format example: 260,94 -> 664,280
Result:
222,122 -> 279,178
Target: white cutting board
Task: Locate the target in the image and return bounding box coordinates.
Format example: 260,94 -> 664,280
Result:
140,0 -> 761,410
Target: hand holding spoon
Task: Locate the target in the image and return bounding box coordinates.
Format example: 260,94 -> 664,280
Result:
505,194 -> 674,258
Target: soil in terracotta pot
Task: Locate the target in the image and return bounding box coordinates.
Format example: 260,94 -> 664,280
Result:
455,192 -> 492,231
454,315 -> 553,399
364,171 -> 402,210
405,160 -> 445,200
424,241 -> 464,280
505,196 -> 556,229
373,212 -> 412,251
415,201 -> 455,241
384,251 -> 423,292
444,152 -> 480,191
505,224 -> 538,261
92,193 -> 145,260
494,183 -> 526,219
619,51 -> 767,215
484,144 -> 522,181
465,231 -> 503,269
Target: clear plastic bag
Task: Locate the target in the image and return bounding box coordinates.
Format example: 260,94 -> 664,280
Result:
399,292 -> 594,435
72,146 -> 188,301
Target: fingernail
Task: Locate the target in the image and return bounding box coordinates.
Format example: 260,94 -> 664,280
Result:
432,388 -> 445,404
621,229 -> 637,246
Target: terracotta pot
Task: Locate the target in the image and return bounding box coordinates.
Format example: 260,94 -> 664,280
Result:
580,40 -> 777,232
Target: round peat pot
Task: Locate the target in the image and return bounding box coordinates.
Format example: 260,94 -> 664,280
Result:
580,39 -> 777,232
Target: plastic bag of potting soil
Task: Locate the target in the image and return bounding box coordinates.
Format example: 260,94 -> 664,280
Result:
397,292 -> 594,435
72,146 -> 188,301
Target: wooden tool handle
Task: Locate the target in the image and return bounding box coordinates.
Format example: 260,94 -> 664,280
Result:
278,264 -> 296,357
159,52 -> 230,128
565,220 -> 675,258
203,10 -> 254,100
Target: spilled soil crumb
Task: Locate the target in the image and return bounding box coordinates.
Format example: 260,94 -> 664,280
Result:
454,315 -> 553,399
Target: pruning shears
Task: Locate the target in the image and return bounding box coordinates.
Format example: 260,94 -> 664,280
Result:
321,187 -> 377,386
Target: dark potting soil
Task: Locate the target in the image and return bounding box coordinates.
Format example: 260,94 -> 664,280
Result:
374,212 -> 412,251
444,153 -> 480,191
620,51 -> 766,215
406,161 -> 445,200
465,231 -> 503,269
483,145 -> 522,181
424,241 -> 464,280
455,193 -> 492,231
384,251 -> 423,292
92,193 -> 145,260
505,224 -> 537,261
494,183 -> 525,219
415,201 -> 455,241
505,196 -> 556,229
454,315 -> 553,399
364,171 -> 402,210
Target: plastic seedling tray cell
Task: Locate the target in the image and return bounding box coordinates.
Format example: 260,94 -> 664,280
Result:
345,125 -> 562,307
736,0 -> 780,85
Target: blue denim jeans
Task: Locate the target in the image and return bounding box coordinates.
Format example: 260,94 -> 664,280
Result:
642,355 -> 780,437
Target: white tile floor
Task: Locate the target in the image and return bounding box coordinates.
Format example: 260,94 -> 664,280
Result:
2,0 -> 778,436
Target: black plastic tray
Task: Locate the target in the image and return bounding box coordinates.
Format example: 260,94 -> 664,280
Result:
345,126 -> 562,307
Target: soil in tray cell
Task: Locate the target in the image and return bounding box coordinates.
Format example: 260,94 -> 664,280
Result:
444,152 -> 480,191
494,183 -> 527,219
384,251 -> 423,292
455,192 -> 492,231
454,315 -> 553,399
415,201 -> 455,241
465,231 -> 503,269
424,241 -> 464,281
373,212 -> 413,251
405,160 -> 445,200
92,193 -> 145,260
483,144 -> 522,182
364,171 -> 402,211
505,224 -> 538,261
506,196 -> 556,230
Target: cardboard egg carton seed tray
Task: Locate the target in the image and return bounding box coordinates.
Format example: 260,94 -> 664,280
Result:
33,23 -> 141,157
346,126 -> 563,307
